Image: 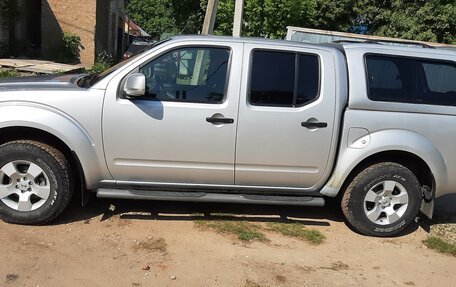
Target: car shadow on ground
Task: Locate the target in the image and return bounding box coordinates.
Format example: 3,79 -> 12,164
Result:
53,194 -> 346,228
52,193 -> 456,236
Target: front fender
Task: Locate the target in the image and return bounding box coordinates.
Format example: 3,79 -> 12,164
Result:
0,103 -> 106,188
321,129 -> 447,198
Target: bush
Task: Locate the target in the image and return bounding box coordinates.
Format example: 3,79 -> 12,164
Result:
53,32 -> 84,64
0,69 -> 20,79
86,51 -> 115,73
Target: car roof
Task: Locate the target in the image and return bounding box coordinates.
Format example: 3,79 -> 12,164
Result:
167,35 -> 456,56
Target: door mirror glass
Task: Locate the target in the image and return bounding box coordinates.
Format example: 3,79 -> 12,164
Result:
123,73 -> 146,97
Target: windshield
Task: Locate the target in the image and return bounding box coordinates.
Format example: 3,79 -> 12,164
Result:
86,39 -> 170,87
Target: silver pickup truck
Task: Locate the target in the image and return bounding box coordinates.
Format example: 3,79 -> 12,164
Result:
0,35 -> 455,236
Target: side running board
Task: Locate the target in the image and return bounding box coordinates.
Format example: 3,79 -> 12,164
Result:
96,188 -> 325,207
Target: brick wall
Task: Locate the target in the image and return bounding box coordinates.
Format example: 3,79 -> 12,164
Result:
41,0 -> 96,65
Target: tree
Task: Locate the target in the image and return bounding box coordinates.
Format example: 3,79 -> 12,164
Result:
171,0 -> 204,34
312,0 -> 363,32
127,0 -> 177,39
364,0 -> 456,44
127,0 -> 455,44
213,0 -> 315,38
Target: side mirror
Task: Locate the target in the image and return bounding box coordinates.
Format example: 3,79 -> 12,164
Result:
123,73 -> 146,97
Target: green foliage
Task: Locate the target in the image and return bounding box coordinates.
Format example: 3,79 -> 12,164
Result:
53,32 -> 84,64
87,62 -> 111,74
313,0 -> 363,32
246,0 -> 316,38
132,237 -> 167,253
0,69 -> 20,79
62,33 -> 83,62
127,0 -> 204,38
126,0 -> 455,44
195,219 -> 268,242
423,236 -> 456,256
213,0 -> 315,38
267,222 -> 325,244
86,51 -> 114,74
127,0 -> 175,38
364,0 -> 456,44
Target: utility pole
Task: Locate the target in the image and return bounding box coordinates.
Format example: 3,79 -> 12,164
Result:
202,0 -> 219,34
233,0 -> 244,37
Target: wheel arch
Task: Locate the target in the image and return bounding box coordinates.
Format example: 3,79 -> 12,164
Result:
0,126 -> 88,197
320,129 -> 446,218
339,150 -> 435,198
321,130 -> 446,199
0,104 -> 108,189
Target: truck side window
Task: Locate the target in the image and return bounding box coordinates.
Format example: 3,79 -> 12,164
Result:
366,55 -> 456,106
139,47 -> 230,104
422,62 -> 456,94
249,50 -> 319,107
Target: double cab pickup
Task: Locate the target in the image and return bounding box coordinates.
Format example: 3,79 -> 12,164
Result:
0,36 -> 455,236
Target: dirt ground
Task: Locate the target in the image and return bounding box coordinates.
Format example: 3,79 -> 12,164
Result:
1,194 -> 455,287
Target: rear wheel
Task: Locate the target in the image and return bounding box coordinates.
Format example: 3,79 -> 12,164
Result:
0,140 -> 72,224
341,162 -> 421,237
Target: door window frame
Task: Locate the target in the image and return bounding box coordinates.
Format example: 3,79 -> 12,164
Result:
247,48 -> 321,108
119,45 -> 233,105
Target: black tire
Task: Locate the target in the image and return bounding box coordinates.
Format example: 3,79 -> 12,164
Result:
341,162 -> 421,237
0,140 -> 73,224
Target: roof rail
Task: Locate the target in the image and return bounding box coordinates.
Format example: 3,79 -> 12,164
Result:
333,39 -> 435,49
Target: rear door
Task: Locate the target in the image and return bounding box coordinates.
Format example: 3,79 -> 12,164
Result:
235,44 -> 337,189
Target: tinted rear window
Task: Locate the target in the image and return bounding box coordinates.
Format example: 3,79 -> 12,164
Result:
249,50 -> 320,107
366,55 -> 456,106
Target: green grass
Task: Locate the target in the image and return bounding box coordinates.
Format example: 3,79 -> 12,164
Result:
87,61 -> 111,74
0,69 -> 20,79
267,222 -> 325,245
132,237 -> 167,253
195,219 -> 268,242
423,236 -> 456,256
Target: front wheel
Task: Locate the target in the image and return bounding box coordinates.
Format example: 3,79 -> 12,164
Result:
341,162 -> 421,237
0,140 -> 73,224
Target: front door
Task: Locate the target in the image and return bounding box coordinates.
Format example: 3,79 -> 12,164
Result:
235,45 -> 336,189
103,43 -> 242,185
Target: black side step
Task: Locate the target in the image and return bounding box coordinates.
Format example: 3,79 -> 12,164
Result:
96,188 -> 325,207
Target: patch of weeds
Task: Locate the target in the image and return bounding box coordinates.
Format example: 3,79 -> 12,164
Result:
5,274 -> 19,283
320,261 -> 349,271
267,222 -> 325,245
423,236 -> 456,256
195,220 -> 268,242
132,237 -> 167,253
0,69 -> 20,79
431,224 -> 456,245
87,61 -> 111,74
244,279 -> 263,287
51,32 -> 84,64
86,51 -> 114,73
